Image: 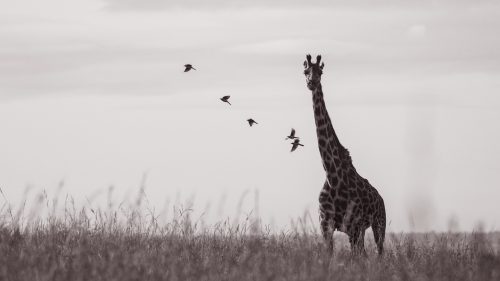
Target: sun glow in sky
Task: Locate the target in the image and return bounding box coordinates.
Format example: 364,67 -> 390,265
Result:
1,0 -> 500,232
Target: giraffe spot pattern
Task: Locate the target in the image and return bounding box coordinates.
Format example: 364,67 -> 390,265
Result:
307,64 -> 386,255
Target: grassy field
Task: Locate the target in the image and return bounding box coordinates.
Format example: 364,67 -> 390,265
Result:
1,193 -> 499,281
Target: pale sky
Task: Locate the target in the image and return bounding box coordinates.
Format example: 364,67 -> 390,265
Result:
1,0 -> 499,232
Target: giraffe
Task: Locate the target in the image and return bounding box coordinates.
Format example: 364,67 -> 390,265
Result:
303,54 -> 386,255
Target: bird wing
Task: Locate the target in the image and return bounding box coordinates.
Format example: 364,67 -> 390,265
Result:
291,144 -> 298,152
291,128 -> 295,137
222,95 -> 230,100
184,64 -> 195,71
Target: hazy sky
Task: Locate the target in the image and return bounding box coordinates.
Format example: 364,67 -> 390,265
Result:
1,0 -> 499,232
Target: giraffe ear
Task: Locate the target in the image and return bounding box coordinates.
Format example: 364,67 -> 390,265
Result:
303,60 -> 308,68
320,62 -> 325,70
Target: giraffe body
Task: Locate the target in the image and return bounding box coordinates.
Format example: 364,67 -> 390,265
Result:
304,54 -> 386,255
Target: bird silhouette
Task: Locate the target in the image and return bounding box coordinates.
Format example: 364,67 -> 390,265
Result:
290,138 -> 304,152
285,128 -> 298,140
220,95 -> 231,105
247,119 -> 258,127
184,64 -> 196,72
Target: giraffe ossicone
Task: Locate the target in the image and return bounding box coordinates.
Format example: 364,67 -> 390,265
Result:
304,54 -> 386,255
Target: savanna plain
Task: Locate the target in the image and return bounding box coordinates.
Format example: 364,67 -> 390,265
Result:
0,190 -> 499,281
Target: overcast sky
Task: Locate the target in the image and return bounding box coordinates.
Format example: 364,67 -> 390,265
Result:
1,0 -> 499,232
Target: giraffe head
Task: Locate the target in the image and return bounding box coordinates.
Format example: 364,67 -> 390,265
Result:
303,54 -> 325,91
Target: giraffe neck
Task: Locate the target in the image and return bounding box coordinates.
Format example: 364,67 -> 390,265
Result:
312,84 -> 347,187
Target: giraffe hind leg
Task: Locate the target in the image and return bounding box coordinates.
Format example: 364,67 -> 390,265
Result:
372,211 -> 386,255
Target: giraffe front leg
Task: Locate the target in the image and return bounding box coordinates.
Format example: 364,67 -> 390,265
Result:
320,211 -> 334,252
358,229 -> 367,256
319,181 -> 335,252
349,228 -> 367,256
348,231 -> 357,253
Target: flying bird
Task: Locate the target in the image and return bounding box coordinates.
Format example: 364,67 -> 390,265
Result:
220,95 -> 231,105
247,118 -> 258,127
290,138 -> 304,152
184,64 -> 196,72
285,128 -> 298,140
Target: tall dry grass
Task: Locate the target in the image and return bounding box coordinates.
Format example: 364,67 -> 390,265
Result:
0,188 -> 499,281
